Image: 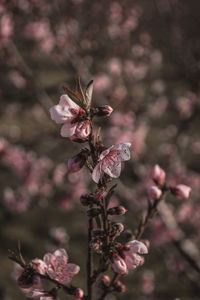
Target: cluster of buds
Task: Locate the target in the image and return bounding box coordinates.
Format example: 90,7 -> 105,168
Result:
107,206 -> 127,216
149,164 -> 191,201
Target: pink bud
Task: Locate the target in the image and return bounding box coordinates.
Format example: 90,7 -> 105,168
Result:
115,281 -> 126,292
102,275 -> 110,286
151,164 -> 166,186
68,149 -> 89,173
111,254 -> 127,274
75,288 -> 84,298
170,184 -> 191,199
148,186 -> 162,200
94,105 -> 113,117
107,206 -> 127,215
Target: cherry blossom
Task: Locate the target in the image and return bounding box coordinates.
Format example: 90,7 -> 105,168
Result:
111,254 -> 127,274
43,249 -> 80,284
123,240 -> 148,270
92,142 -> 131,183
49,95 -> 90,139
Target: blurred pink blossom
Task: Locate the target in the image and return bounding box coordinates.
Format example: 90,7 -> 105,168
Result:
151,164 -> 166,186
148,186 -> 162,200
170,184 -> 191,199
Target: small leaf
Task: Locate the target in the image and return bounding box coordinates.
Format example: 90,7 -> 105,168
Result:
85,80 -> 94,110
75,77 -> 86,105
61,82 -> 86,111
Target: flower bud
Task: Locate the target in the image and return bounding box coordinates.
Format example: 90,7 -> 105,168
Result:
111,223 -> 124,237
114,281 -> 126,292
107,206 -> 127,215
68,149 -> 90,173
80,194 -> 97,206
170,184 -> 191,199
74,288 -> 84,299
93,105 -> 113,117
151,164 -> 166,186
111,254 -> 127,274
87,208 -> 102,217
17,267 -> 38,288
148,186 -> 162,200
101,275 -> 110,286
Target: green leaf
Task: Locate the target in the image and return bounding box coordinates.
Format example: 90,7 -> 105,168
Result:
61,82 -> 86,111
85,80 -> 94,110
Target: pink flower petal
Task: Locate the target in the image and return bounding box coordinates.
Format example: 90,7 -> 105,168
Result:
60,122 -> 76,137
102,161 -> 121,178
127,240 -> 148,254
92,163 -> 102,183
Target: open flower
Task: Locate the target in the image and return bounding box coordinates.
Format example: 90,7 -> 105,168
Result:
123,240 -> 148,270
43,249 -> 80,284
49,95 -> 91,139
92,142 -> 131,183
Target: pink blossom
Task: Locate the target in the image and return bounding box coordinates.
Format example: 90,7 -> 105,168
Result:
148,186 -> 162,200
31,259 -> 47,275
49,95 -> 90,139
92,142 -> 131,183
151,164 -> 166,186
123,240 -> 148,270
43,249 -> 80,284
171,184 -> 191,199
111,254 -> 127,274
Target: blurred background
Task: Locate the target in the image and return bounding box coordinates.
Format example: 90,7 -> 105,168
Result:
1,0 -> 200,299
